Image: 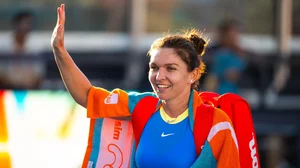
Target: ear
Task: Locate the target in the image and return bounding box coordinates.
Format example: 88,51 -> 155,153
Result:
189,68 -> 200,84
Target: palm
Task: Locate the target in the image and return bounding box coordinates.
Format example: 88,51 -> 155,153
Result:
51,4 -> 65,49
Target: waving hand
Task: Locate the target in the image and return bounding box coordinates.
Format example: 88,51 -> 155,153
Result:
50,4 -> 92,108
51,4 -> 65,49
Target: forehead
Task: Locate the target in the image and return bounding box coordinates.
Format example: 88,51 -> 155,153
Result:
149,48 -> 183,65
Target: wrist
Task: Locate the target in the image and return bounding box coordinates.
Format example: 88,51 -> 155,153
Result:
53,46 -> 66,53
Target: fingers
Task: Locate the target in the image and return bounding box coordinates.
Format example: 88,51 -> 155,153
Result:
61,4 -> 65,24
61,4 -> 65,12
56,7 -> 59,25
56,4 -> 65,26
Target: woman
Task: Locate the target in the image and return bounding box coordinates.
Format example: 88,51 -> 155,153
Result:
51,4 -> 240,168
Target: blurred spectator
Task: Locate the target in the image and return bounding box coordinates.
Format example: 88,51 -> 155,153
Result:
11,10 -> 33,54
204,19 -> 247,94
0,10 -> 45,90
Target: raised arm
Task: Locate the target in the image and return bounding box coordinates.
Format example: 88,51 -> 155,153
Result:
51,4 -> 91,108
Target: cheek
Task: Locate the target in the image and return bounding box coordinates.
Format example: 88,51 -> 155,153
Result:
172,74 -> 189,86
148,71 -> 155,83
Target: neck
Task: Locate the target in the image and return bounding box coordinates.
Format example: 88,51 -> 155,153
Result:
14,34 -> 27,53
162,90 -> 191,118
15,33 -> 27,42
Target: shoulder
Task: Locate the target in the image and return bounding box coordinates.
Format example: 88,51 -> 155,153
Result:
127,91 -> 157,113
129,91 -> 156,98
128,91 -> 156,98
207,107 -> 235,141
215,48 -> 236,59
212,107 -> 231,123
208,107 -> 236,144
128,91 -> 157,103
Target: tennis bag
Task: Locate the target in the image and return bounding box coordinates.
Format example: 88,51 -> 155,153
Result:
199,92 -> 261,168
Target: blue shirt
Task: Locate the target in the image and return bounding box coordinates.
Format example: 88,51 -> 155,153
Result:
135,109 -> 197,168
212,48 -> 246,94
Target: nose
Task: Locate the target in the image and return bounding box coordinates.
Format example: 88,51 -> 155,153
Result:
155,69 -> 166,81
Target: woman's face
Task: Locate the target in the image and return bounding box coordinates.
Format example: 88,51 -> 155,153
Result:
148,48 -> 194,101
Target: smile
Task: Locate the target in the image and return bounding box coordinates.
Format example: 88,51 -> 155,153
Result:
157,84 -> 171,88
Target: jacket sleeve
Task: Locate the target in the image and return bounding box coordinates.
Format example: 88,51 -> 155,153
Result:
209,108 -> 240,168
86,86 -> 131,118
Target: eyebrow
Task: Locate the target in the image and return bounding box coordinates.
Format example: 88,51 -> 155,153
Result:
149,63 -> 179,67
165,63 -> 179,67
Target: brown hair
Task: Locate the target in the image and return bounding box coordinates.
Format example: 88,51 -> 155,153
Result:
148,29 -> 208,90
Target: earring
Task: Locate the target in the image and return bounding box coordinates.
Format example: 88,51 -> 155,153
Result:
190,80 -> 193,83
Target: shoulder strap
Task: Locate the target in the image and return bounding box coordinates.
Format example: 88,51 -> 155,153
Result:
194,103 -> 214,156
131,96 -> 159,148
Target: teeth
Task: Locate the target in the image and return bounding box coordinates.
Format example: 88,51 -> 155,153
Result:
157,85 -> 170,88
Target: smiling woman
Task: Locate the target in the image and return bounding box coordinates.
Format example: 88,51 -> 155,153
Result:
51,4 -> 240,168
147,31 -> 207,118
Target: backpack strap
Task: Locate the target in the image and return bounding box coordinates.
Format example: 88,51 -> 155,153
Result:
194,103 -> 215,156
131,96 -> 159,148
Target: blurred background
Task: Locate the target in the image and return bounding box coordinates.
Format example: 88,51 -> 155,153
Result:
0,0 -> 299,167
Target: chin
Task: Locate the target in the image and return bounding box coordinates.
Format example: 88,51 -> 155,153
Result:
155,92 -> 169,100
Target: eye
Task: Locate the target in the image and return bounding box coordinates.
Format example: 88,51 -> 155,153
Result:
150,65 -> 158,71
167,67 -> 176,71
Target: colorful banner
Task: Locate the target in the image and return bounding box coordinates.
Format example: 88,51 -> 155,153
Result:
0,90 -> 90,168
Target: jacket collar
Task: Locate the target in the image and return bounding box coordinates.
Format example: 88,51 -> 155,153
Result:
154,90 -> 203,131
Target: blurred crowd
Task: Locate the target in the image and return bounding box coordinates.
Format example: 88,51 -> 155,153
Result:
0,10 -> 252,94
0,10 -> 276,100
0,10 -> 44,90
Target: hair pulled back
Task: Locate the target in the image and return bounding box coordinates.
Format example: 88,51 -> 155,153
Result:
148,29 -> 208,90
